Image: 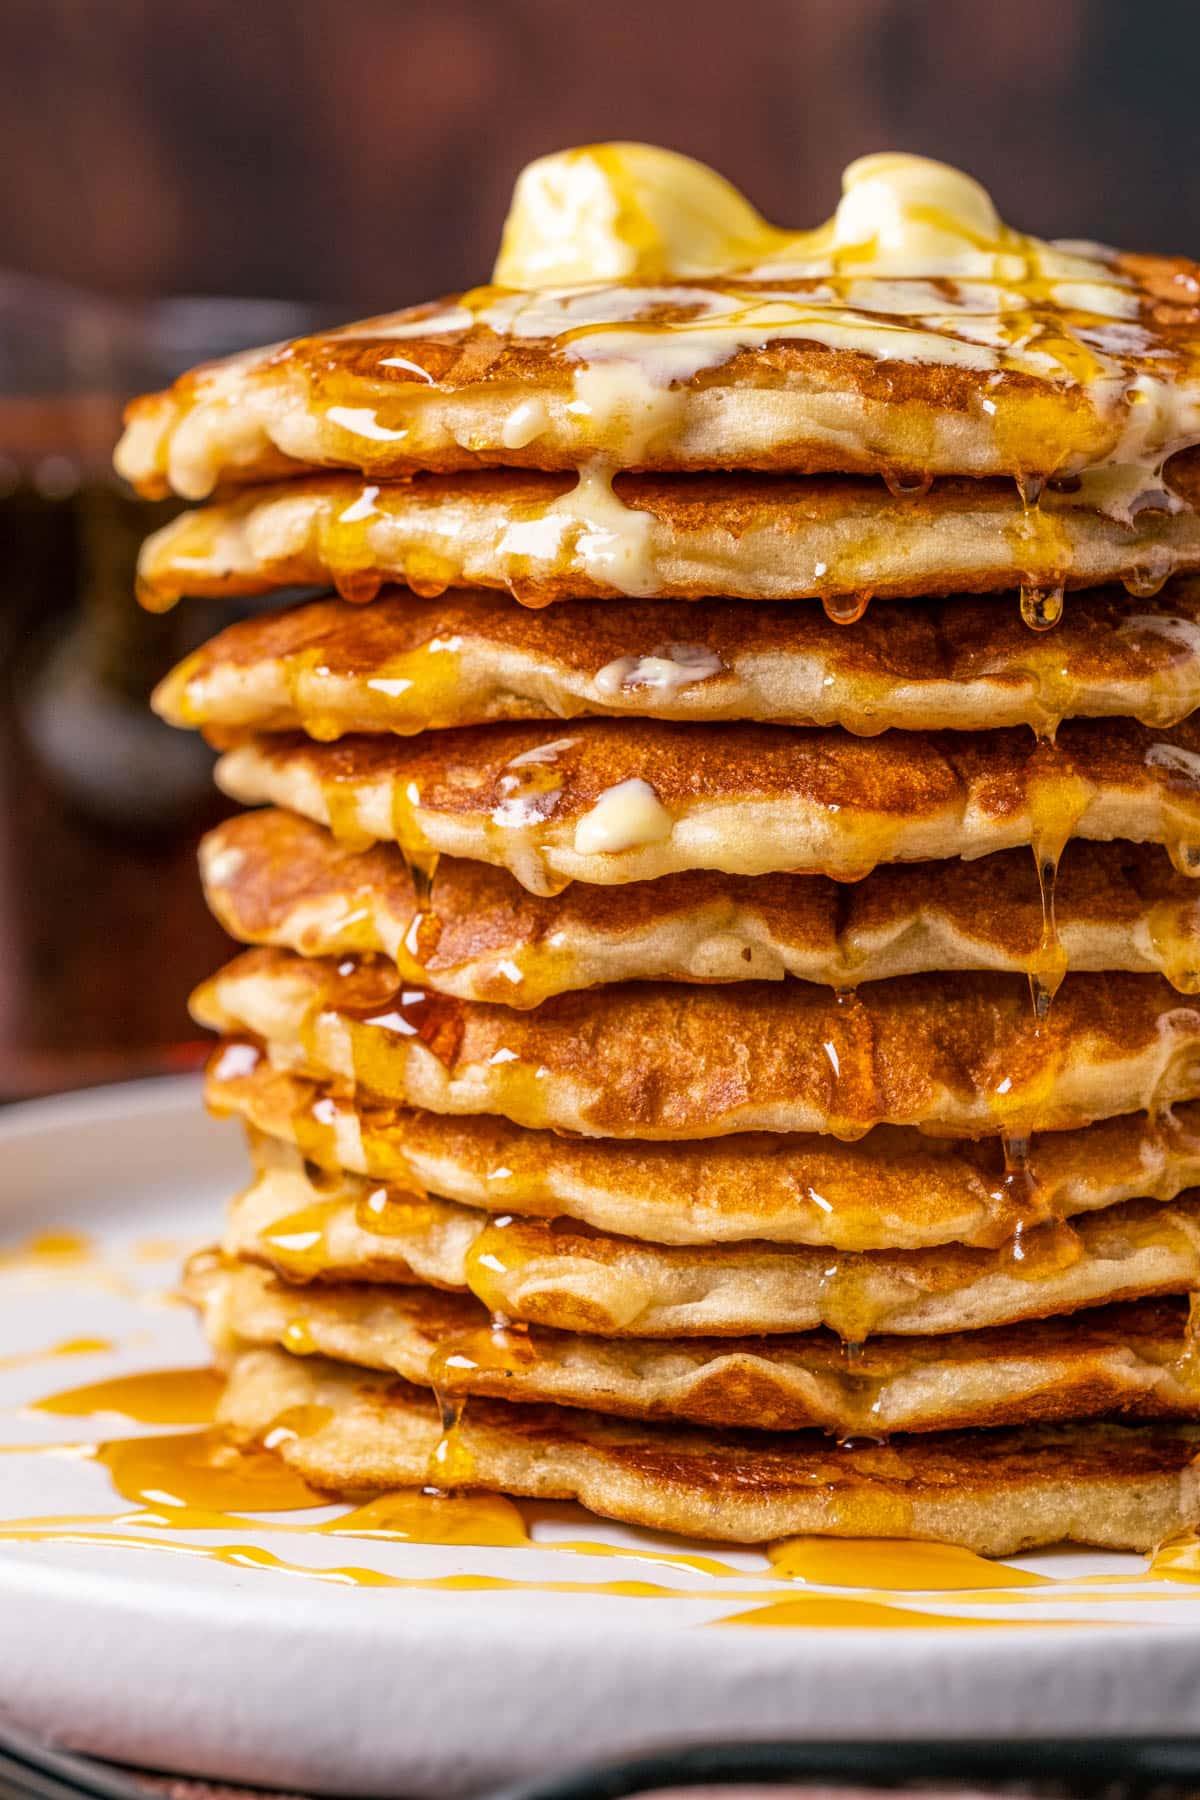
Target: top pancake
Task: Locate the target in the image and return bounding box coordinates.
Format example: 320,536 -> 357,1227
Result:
115,253 -> 1200,497
115,151 -> 1200,495
135,469 -> 1200,610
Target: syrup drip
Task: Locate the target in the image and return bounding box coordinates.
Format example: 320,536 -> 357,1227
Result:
353,1183 -> 438,1237
425,1389 -> 476,1494
1030,849 -> 1065,1021
335,955 -> 466,1071
1019,582 -> 1066,632
820,590 -> 872,626
881,470 -> 933,500
259,1202 -> 343,1280
1123,543 -> 1176,599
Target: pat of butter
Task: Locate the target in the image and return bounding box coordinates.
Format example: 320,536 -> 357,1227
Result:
494,143 -> 785,287
573,778 -> 673,855
493,143 -> 1031,289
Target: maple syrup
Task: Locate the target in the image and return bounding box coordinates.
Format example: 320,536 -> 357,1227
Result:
820,591 -> 872,626
1019,583 -> 1066,632
30,1366 -> 223,1425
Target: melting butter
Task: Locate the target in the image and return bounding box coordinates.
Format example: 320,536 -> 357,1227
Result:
573,778 -> 673,856
492,144 -> 1124,289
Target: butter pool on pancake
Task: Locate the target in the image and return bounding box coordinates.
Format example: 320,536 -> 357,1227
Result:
191,950 -> 1200,1140
117,148 -> 1200,506
214,714 -> 1200,894
134,465 -> 1200,613
208,1052 -> 1200,1252
190,1256 -> 1200,1437
217,1138 -> 1200,1342
158,581 -> 1200,739
200,813 -> 1200,1003
218,1346 -> 1200,1554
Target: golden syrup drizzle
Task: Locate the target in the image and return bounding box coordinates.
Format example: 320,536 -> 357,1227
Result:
424,1389 -> 476,1494
815,1258 -> 891,1346
353,1182 -> 438,1237
1019,582 -> 1066,632
1123,542 -> 1177,600
767,1535 -> 1048,1589
281,1318 -> 319,1356
0,1396 -> 1184,1626
718,1594 -> 1071,1629
29,1366 -> 224,1425
483,737 -> 577,895
98,1428 -> 328,1512
820,591 -> 872,626
1150,743 -> 1200,878
881,468 -> 933,500
258,1201 -> 344,1279
0,1336 -> 114,1374
1025,769 -> 1090,1018
990,1129 -> 1083,1274
0,1231 -> 95,1271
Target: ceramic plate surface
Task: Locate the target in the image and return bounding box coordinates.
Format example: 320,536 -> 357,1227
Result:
3,1077 -> 1200,1798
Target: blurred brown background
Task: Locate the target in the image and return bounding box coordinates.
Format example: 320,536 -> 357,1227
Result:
2,0 -> 1199,1097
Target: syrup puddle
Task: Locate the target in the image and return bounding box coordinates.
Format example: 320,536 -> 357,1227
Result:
1,1362 -> 1195,1628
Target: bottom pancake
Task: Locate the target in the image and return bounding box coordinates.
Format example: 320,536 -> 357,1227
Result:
217,1346 -> 1200,1554
191,1255 -> 1200,1436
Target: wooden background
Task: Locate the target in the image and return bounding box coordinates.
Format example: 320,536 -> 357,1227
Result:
2,0 -> 1199,1093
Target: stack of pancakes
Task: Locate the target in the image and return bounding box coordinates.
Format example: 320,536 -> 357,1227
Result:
119,146 -> 1200,1555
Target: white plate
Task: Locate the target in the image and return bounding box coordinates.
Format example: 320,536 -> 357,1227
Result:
3,1077 -> 1200,1798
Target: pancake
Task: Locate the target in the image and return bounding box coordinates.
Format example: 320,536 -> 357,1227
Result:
200,813 -> 1200,1004
114,153 -> 1200,499
217,1346 -> 1200,1553
157,582 -> 1200,739
189,1256 -> 1200,1437
208,1047 -> 1200,1251
191,951 -> 1200,1141
135,470 -> 1200,612
221,1139 -> 1200,1340
212,715 -> 1200,895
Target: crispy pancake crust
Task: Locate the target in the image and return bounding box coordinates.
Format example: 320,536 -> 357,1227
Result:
192,951 -> 1200,1140
213,715 -> 1200,893
217,1347 -> 1200,1552
191,1256 -> 1200,1436
158,582 -> 1200,738
200,812 -> 1200,1005
221,1139 -> 1200,1340
207,1048 -> 1200,1251
136,470 -> 1200,609
115,253 -> 1200,495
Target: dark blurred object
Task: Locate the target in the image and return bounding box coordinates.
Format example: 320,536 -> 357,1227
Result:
0,279 -> 327,1100
8,1729 -> 1200,1800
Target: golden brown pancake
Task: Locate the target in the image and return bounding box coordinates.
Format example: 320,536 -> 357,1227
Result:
208,1046 -> 1200,1252
135,470 -> 1200,610
200,812 -> 1200,1005
217,1346 -> 1200,1552
115,253 -> 1200,497
221,1139 -> 1200,1340
191,950 -> 1200,1141
190,1255 -> 1200,1437
157,582 -> 1200,739
213,715 -> 1200,894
